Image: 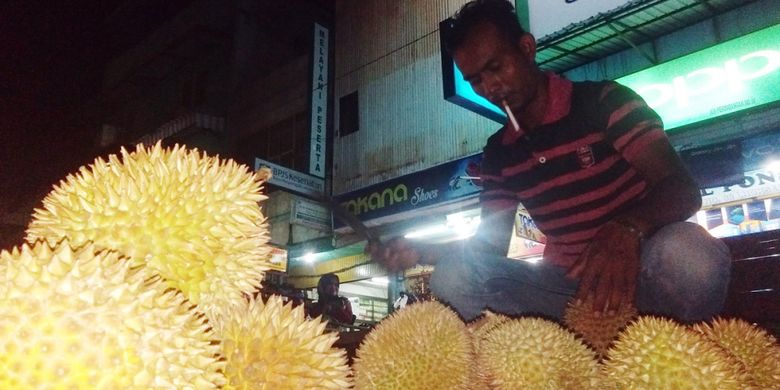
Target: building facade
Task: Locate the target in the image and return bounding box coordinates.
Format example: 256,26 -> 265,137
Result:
289,0 -> 780,317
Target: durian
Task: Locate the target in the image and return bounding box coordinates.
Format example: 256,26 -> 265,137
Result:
26,142 -> 271,316
466,311 -> 511,390
213,295 -> 351,389
603,316 -> 749,389
563,297 -> 637,358
476,317 -> 603,389
467,310 -> 511,337
692,317 -> 780,389
353,301 -> 472,390
0,240 -> 225,389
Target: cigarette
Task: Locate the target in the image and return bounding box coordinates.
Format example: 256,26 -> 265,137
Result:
502,100 -> 520,132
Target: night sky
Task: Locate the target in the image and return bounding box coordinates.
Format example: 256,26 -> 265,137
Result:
0,0 -> 165,249
1,1 -> 198,229
1,1 -> 112,211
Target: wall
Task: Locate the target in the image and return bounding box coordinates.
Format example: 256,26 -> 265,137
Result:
332,0 -> 499,195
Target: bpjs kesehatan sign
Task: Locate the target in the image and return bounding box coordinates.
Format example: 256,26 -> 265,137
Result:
617,24 -> 780,132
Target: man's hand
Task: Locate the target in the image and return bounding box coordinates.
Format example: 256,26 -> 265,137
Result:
365,237 -> 421,272
565,220 -> 642,313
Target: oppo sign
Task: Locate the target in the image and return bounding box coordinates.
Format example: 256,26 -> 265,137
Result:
617,24 -> 780,131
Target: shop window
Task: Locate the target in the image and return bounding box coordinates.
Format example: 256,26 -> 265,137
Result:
339,91 -> 359,137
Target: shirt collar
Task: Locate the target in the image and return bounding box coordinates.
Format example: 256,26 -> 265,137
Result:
501,72 -> 573,144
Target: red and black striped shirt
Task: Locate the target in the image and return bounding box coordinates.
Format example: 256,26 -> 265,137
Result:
479,73 -> 667,267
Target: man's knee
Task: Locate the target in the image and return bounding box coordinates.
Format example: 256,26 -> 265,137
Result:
638,222 -> 732,322
642,222 -> 731,283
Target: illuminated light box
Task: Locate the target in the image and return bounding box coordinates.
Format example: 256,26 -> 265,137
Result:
617,23 -> 780,131
441,21 -> 780,131
440,19 -> 506,123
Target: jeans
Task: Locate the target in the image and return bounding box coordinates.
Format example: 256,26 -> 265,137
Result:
429,222 -> 731,323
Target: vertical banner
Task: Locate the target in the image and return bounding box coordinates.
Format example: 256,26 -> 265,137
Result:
309,23 -> 329,178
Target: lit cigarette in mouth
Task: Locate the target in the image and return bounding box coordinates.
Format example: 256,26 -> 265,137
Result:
502,100 -> 520,132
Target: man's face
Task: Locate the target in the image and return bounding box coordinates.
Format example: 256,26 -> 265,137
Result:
322,279 -> 339,296
453,22 -> 540,113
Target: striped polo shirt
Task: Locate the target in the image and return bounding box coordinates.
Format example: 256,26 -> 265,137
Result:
479,72 -> 667,267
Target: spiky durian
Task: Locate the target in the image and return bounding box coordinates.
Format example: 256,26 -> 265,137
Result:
603,316 -> 750,389
466,311 -> 511,390
0,240 -> 225,389
213,295 -> 351,390
26,142 -> 271,316
563,298 -> 637,358
467,310 -> 511,337
692,317 -> 780,389
476,317 -> 603,389
353,301 -> 472,390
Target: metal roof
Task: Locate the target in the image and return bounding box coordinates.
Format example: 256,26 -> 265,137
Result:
536,0 -> 760,72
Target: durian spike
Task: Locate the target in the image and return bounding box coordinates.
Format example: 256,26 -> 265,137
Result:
467,311 -> 512,390
477,317 -> 603,390
563,297 -> 637,358
692,317 -> 780,389
26,142 -> 272,319
603,316 -> 753,389
353,301 -> 473,390
213,294 -> 352,390
0,240 -> 226,389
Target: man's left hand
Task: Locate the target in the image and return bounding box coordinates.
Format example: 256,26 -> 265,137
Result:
565,220 -> 642,313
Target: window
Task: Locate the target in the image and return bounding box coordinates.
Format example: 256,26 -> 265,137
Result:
338,91 -> 359,137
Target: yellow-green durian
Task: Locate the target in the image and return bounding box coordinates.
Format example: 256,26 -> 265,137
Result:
467,310 -> 511,337
466,311 -> 511,390
603,316 -> 750,389
213,295 -> 351,390
477,317 -> 603,389
692,317 -> 780,389
563,297 -> 637,358
0,240 -> 225,389
353,301 -> 472,390
26,142 -> 271,316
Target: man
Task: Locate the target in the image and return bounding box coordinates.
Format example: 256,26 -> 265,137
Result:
368,0 -> 731,322
308,273 -> 355,325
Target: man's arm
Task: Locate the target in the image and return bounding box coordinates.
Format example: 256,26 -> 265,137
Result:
568,82 -> 701,313
367,204 -> 517,272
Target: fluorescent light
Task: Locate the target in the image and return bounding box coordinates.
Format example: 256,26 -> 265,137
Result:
303,252 -> 317,263
765,160 -> 780,171
520,255 -> 543,264
369,277 -> 389,285
404,224 -> 449,239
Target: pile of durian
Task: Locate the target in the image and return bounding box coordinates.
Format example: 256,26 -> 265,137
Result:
2,143 -> 350,389
354,301 -> 780,390
2,142 -> 778,389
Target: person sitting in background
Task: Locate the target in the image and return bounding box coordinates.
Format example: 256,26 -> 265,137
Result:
308,273 -> 355,325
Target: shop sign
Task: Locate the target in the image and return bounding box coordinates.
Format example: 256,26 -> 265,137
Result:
741,131 -> 780,172
617,24 -> 780,131
334,154 -> 484,225
701,169 -> 780,208
254,158 -> 324,197
291,198 -> 331,232
439,19 -> 506,124
506,203 -> 546,259
516,0 -> 628,40
267,246 -> 289,272
309,22 -> 329,178
514,204 -> 545,243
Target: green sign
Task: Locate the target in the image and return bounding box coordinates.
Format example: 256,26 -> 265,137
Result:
618,24 -> 780,131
